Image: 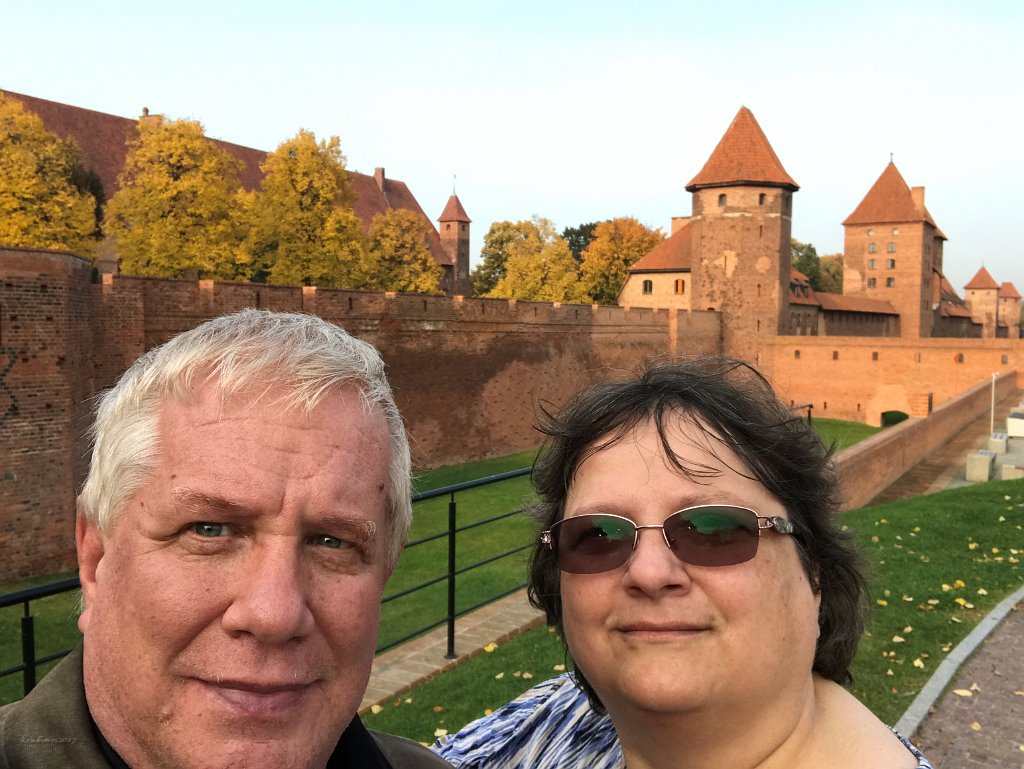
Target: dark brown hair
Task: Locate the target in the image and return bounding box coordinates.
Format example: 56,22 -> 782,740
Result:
527,357 -> 868,712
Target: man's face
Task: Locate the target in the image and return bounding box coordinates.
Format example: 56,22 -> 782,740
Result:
77,381 -> 394,769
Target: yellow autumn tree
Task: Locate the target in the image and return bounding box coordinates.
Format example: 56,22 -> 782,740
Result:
105,117 -> 244,278
487,217 -> 586,303
240,130 -> 364,287
360,209 -> 443,294
0,93 -> 99,254
579,217 -> 665,304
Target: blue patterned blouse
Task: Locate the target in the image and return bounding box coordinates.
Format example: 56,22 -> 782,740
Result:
432,673 -> 934,769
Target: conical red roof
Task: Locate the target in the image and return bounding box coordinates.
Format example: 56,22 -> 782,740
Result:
686,107 -> 798,191
437,194 -> 471,223
999,282 -> 1021,299
842,163 -> 941,230
965,267 -> 999,290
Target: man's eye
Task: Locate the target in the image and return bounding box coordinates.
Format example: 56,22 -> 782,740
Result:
192,522 -> 228,538
312,535 -> 352,549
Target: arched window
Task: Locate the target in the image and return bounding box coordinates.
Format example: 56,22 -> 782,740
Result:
642,279 -> 653,294
758,193 -> 766,206
718,193 -> 727,206
868,242 -> 878,253
674,279 -> 685,295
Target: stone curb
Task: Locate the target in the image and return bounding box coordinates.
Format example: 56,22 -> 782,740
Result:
893,582 -> 1024,738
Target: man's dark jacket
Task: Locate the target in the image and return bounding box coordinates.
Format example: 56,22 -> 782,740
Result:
0,647 -> 451,769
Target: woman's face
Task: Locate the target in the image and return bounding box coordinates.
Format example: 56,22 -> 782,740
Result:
559,414 -> 821,719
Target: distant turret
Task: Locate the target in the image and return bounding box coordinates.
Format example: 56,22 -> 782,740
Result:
438,194 -> 471,296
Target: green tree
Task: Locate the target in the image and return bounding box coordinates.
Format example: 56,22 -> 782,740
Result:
562,221 -> 597,263
240,129 -> 361,286
105,117 -> 243,278
791,239 -> 822,290
472,220 -> 535,295
361,209 -> 444,294
579,217 -> 664,304
487,217 -> 585,303
0,93 -> 99,254
819,253 -> 844,293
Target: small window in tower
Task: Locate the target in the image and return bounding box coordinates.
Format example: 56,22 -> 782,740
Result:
832,351 -> 839,361
887,242 -> 896,252
794,350 -> 800,359
868,259 -> 876,269
872,351 -> 879,361
867,277 -> 877,288
758,193 -> 766,206
887,259 -> 896,269
1002,354 -> 1009,365
718,193 -> 727,206
445,223 -> 451,231
642,279 -> 653,294
461,224 -> 466,232
886,277 -> 895,287
674,279 -> 685,295
892,227 -> 899,236
955,353 -> 964,364
867,228 -> 874,236
868,243 -> 877,253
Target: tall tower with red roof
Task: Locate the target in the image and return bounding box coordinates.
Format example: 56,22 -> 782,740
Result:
438,194 -> 471,296
842,163 -> 947,338
685,107 -> 798,367
964,267 -> 1001,337
998,282 -> 1021,339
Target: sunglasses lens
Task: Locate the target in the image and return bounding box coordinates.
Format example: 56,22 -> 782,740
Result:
553,515 -> 636,574
666,506 -> 760,567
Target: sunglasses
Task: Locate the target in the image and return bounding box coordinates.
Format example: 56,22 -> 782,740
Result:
540,505 -> 795,574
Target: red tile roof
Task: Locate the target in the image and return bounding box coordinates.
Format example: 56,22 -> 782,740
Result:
2,89 -> 450,267
842,163 -> 943,235
815,293 -> 899,315
437,194 -> 471,223
941,303 -> 975,319
789,268 -> 819,305
628,221 -> 693,273
999,281 -> 1021,299
965,266 -> 999,290
686,107 -> 798,192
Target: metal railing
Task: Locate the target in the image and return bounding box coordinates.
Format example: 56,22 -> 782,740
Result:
0,467 -> 533,699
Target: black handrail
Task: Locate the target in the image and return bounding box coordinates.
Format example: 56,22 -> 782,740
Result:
0,467 -> 534,700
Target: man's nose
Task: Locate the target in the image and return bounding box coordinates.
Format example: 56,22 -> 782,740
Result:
221,538 -> 315,643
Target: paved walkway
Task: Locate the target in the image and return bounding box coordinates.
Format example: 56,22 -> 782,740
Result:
362,390 -> 1024,765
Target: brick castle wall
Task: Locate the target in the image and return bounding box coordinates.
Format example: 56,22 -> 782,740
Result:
835,371 -> 1016,510
0,249 -> 721,580
766,335 -> 1019,426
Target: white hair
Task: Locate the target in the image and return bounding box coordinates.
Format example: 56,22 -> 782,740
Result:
78,309 -> 411,564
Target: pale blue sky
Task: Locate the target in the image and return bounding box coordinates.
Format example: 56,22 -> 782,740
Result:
4,0 -> 1021,292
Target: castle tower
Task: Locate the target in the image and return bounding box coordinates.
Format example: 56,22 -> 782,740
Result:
964,267 -> 1000,337
685,107 -> 798,368
438,194 -> 471,296
998,282 -> 1021,339
842,163 -> 947,338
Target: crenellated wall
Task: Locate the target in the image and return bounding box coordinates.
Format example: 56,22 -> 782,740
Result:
0,248 -> 721,580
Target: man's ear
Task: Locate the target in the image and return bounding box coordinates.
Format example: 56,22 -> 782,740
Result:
76,498 -> 104,633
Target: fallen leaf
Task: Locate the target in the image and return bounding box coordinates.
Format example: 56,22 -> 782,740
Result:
952,689 -> 973,697
370,704 -> 383,714
522,672 -> 534,680
913,658 -> 925,669
977,588 -> 988,596
434,728 -> 448,738
484,643 -> 498,653
432,705 -> 444,713
886,669 -> 894,676
494,672 -> 504,679
484,708 -> 493,716
970,722 -> 982,732
969,683 -> 981,692
903,626 -> 913,633
877,599 -> 889,606
892,635 -> 906,643
553,663 -> 566,671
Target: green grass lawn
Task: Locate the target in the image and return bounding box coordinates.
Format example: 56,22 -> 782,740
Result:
813,417 -> 884,450
364,478 -> 1024,743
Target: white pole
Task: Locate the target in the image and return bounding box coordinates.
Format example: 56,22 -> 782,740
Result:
991,372 -> 997,435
